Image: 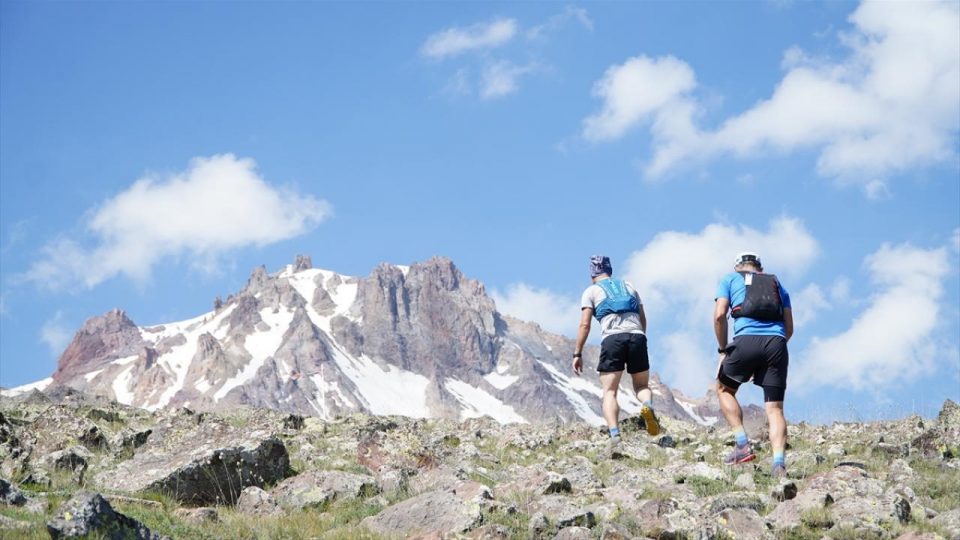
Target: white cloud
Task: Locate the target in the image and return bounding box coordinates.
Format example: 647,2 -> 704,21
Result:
584,0 -> 960,189
792,284 -> 831,328
622,216 -> 819,395
793,243 -> 951,392
424,9 -> 590,100
23,154 -> 331,290
421,18 -> 517,59
40,311 -> 72,356
480,61 -> 536,100
952,228 -> 960,253
527,7 -> 593,40
491,283 -> 581,337
582,55 -> 696,142
830,277 -> 853,306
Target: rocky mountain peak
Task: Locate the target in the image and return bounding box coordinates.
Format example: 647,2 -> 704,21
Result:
243,265 -> 270,294
52,309 -> 144,384
293,255 -> 313,272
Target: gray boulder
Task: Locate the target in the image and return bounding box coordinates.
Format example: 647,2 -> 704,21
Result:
765,499 -> 802,531
530,495 -> 596,529
496,466 -> 572,497
236,486 -> 281,515
271,469 -> 377,510
95,422 -> 290,505
361,489 -> 483,537
46,491 -> 162,540
0,477 -> 27,505
931,508 -> 960,540
38,445 -> 92,485
553,526 -> 593,539
714,508 -> 772,539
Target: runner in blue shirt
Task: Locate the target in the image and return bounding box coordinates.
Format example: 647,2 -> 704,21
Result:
714,252 -> 793,477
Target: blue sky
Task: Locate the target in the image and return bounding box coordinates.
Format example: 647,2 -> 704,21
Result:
1,1 -> 958,422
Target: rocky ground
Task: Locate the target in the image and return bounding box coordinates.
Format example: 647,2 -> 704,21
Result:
0,386 -> 958,539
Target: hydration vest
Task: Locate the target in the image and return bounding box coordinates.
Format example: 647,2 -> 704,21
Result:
593,279 -> 640,321
731,272 -> 784,322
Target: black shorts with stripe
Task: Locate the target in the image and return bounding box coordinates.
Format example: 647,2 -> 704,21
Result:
598,333 -> 649,374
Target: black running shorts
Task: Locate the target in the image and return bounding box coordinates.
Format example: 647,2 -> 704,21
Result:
718,335 -> 788,402
598,333 -> 649,374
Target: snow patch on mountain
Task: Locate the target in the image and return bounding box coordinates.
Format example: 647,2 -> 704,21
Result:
484,372 -> 519,390
330,345 -> 431,418
537,361 -> 605,425
677,398 -> 720,427
445,378 -> 527,424
0,377 -> 52,397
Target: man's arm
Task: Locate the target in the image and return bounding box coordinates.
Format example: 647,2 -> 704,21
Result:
783,307 -> 793,341
573,308 -> 593,375
638,304 -> 647,334
714,298 -> 730,350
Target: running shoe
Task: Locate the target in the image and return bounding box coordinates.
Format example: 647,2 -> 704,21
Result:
723,443 -> 756,465
771,463 -> 787,478
607,435 -> 622,455
640,405 -> 661,436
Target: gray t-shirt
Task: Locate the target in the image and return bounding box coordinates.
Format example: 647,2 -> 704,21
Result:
580,279 -> 645,340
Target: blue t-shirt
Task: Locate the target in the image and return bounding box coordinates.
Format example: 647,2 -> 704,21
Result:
715,272 -> 791,337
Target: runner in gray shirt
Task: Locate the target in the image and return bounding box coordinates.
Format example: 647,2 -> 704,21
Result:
573,255 -> 660,443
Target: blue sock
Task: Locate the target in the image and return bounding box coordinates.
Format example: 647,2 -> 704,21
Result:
733,427 -> 748,447
773,450 -> 785,466
643,400 -> 653,408
609,427 -> 620,438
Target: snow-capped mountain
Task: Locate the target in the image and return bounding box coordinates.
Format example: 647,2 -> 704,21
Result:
5,256 -> 754,427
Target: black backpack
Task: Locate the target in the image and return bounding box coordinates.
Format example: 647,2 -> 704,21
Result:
730,272 -> 784,322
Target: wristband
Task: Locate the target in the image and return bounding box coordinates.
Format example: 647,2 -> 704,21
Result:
573,353 -> 582,358
718,347 -> 725,354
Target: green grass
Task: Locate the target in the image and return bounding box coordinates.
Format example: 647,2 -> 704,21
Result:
799,507 -> 834,530
114,494 -> 387,540
908,458 -> 960,512
680,475 -> 730,497
0,506 -> 50,540
482,508 -> 532,539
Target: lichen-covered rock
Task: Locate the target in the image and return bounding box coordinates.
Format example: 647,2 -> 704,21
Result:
270,469 -> 377,510
94,421 -> 289,505
765,499 -> 802,531
913,399 -> 960,459
361,489 -> 483,537
46,491 -> 162,540
26,406 -> 108,456
496,466 -> 572,497
771,480 -> 798,502
0,477 -> 27,506
931,508 -> 960,540
38,445 -> 92,484
529,495 -> 596,529
236,486 -> 280,515
714,508 -> 772,539
553,526 -> 593,540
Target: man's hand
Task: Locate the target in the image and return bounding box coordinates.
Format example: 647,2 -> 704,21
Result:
572,355 -> 583,376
